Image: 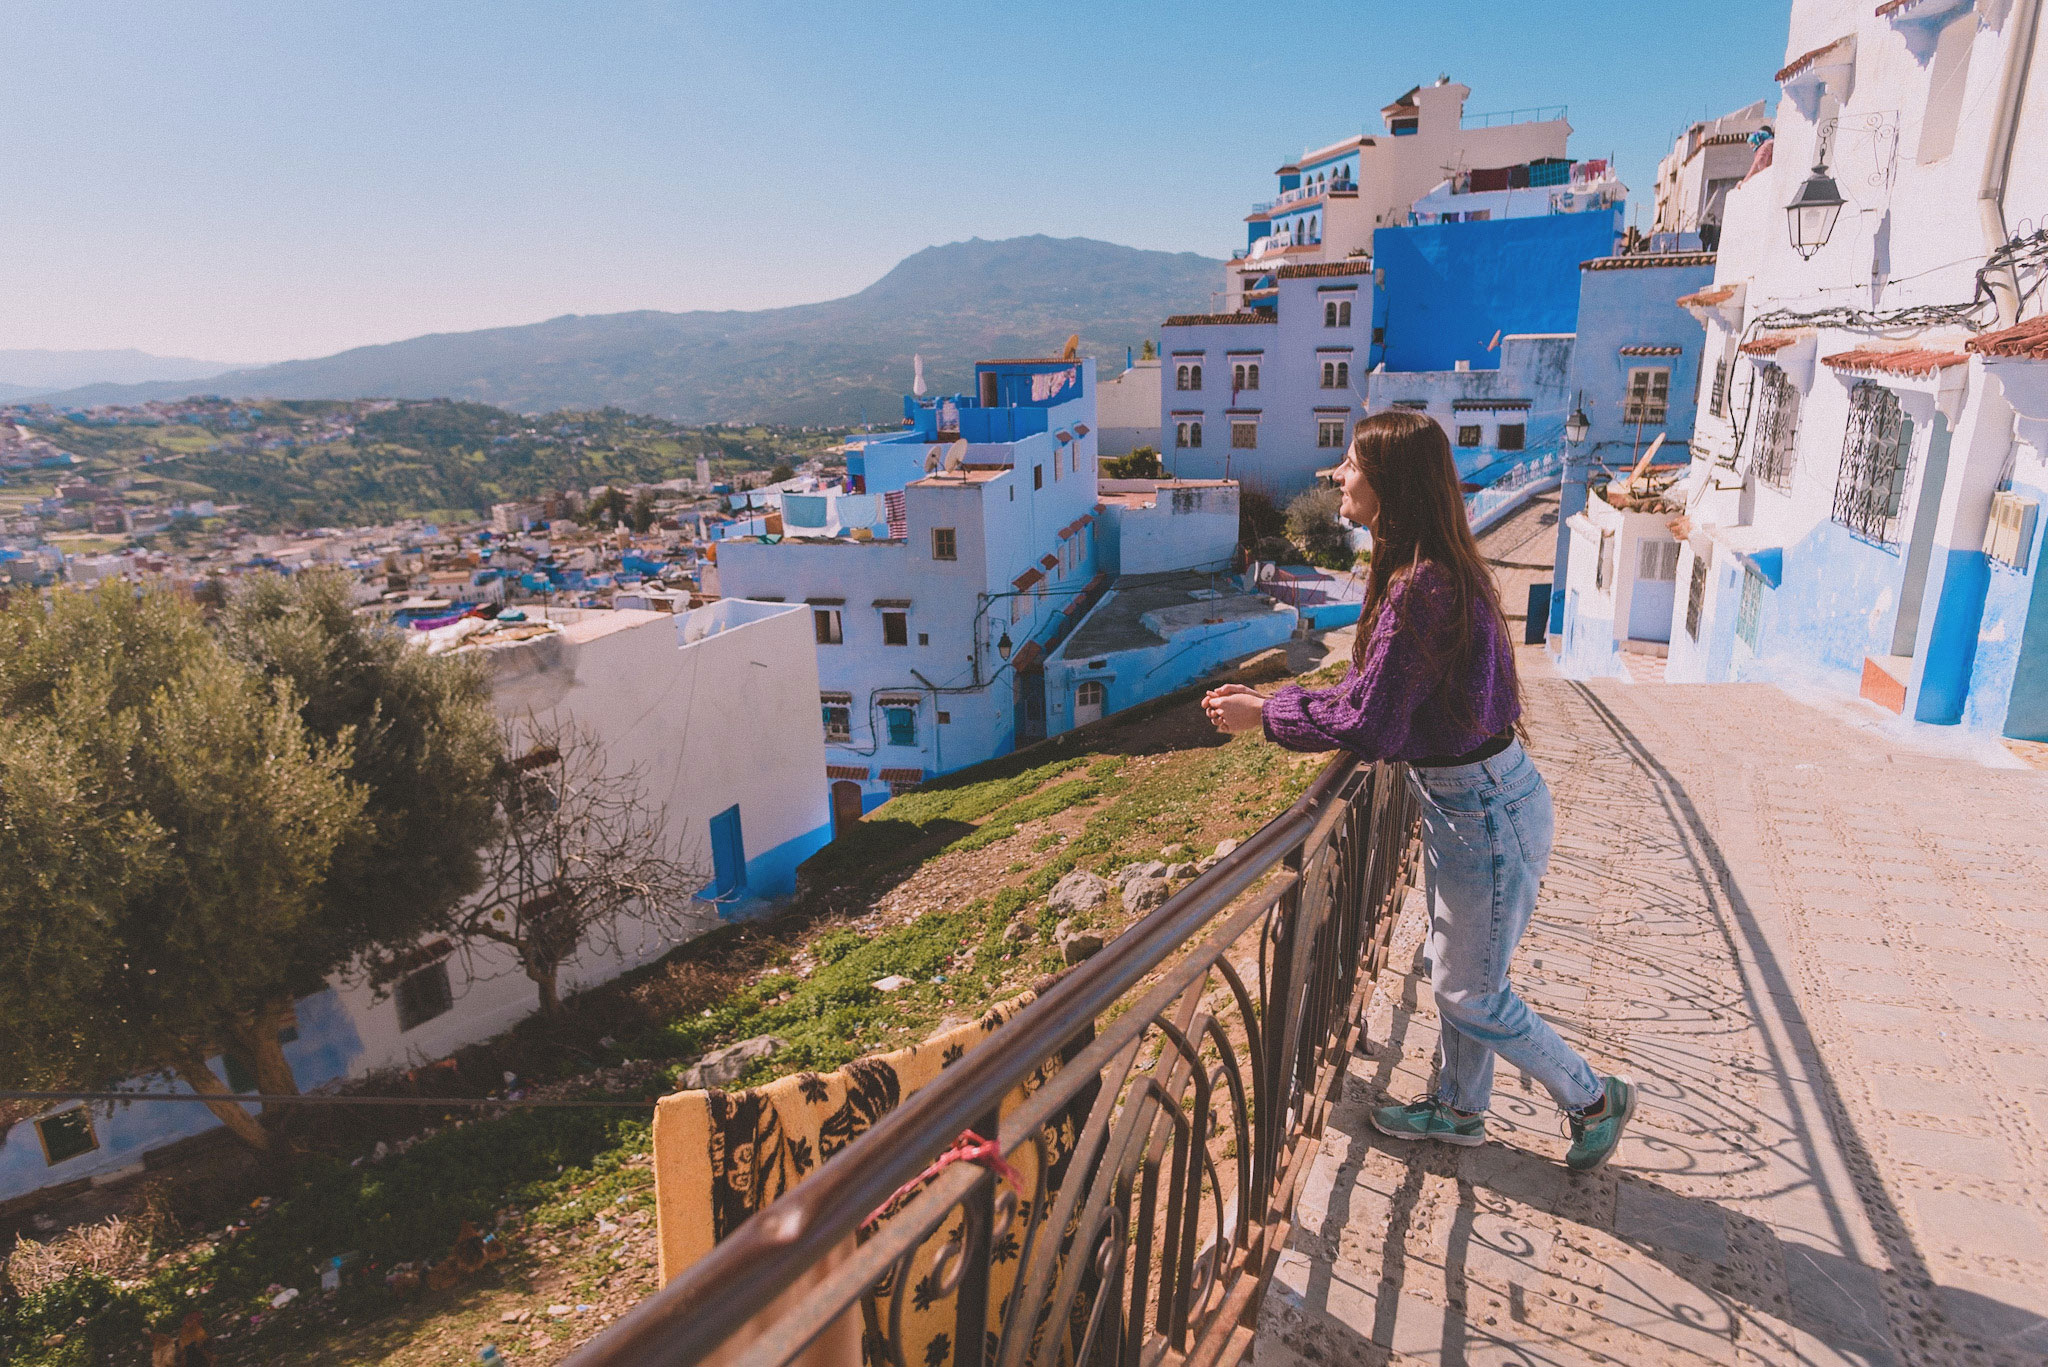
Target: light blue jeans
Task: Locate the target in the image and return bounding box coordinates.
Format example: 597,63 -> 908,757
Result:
1408,739 -> 1602,1114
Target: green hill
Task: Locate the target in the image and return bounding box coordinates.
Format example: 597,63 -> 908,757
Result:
35,237 -> 1220,424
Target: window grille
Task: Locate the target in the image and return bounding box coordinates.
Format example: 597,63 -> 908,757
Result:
1638,539 -> 1680,581
1831,382 -> 1913,545
1457,425 -> 1481,448
1686,553 -> 1708,640
1623,367 -> 1670,425
1735,565 -> 1765,649
1176,421 -> 1203,449
821,704 -> 852,742
1231,421 -> 1258,450
1710,357 -> 1731,417
1317,417 -> 1345,448
1751,365 -> 1800,491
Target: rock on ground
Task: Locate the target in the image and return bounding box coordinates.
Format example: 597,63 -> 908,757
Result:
1046,869 -> 1109,917
677,1035 -> 784,1090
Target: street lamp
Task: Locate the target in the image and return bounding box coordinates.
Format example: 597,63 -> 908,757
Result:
1785,162 -> 1846,260
1564,405 -> 1590,447
996,631 -> 1013,662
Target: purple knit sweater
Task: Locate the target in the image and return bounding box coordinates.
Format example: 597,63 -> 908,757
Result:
1262,561 -> 1519,761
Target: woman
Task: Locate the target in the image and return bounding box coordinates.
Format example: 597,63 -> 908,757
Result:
1203,410 -> 1634,1171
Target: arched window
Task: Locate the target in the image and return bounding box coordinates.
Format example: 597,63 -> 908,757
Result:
1321,361 -> 1336,388
1309,215 -> 1319,241
1176,364 -> 1189,391
1189,364 -> 1202,391
1336,360 -> 1349,388
1247,363 -> 1260,390
1074,679 -> 1106,724
1324,301 -> 1338,327
1233,363 -> 1246,391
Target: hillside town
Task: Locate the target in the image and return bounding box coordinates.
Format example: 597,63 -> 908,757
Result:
3,2 -> 2047,1364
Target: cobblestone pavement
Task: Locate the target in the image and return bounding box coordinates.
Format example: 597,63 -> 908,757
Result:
1255,494 -> 2048,1366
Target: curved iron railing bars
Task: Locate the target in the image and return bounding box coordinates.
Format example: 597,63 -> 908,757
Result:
567,752 -> 1419,1367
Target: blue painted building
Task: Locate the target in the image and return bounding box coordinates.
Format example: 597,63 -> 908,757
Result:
1547,249 -> 1719,661
1370,209 -> 1623,375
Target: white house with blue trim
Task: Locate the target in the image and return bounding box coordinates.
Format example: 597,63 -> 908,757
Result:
0,600 -> 832,1207
1661,0 -> 2048,747
716,358 -> 1293,827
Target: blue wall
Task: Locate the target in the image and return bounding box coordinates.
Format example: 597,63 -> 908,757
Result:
1373,210 -> 1622,372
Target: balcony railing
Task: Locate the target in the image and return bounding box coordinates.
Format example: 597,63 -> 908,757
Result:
1460,104 -> 1568,130
567,753 -> 1420,1367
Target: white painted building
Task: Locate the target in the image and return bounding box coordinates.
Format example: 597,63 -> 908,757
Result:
1094,356 -> 1162,457
1650,100 -> 1774,244
0,601 -> 832,1206
1663,0 -> 2048,746
1223,78 -> 1571,311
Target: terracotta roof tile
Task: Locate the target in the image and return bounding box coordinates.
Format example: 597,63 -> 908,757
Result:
1620,344 -> 1685,356
1678,284 -> 1739,308
1966,316 -> 2048,359
1162,312 -> 1279,327
1277,260 -> 1375,279
878,767 -> 925,783
1741,334 -> 1800,355
1040,553 -> 1059,570
1012,567 -> 1045,590
826,764 -> 870,781
1581,251 -> 1718,271
1822,347 -> 1970,376
1778,37 -> 1851,83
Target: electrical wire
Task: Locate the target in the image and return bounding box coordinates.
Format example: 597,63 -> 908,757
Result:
0,1089 -> 655,1109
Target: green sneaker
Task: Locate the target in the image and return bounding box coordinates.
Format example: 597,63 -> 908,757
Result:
1565,1076 -> 1636,1172
1370,1096 -> 1486,1147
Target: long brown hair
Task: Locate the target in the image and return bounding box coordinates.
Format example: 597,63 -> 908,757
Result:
1346,409 -> 1521,732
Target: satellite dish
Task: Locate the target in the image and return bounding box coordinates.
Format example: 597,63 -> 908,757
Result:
924,447 -> 942,473
1061,333 -> 1081,361
943,439 -> 968,472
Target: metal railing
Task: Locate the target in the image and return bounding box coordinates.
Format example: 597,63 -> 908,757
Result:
1460,104 -> 1568,129
568,754 -> 1420,1367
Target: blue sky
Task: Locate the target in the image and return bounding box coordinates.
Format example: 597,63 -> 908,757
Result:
4,1 -> 1791,364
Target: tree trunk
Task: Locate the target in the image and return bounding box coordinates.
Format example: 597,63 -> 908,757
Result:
229,998 -> 302,1137
169,1050 -> 270,1152
526,956 -> 562,1017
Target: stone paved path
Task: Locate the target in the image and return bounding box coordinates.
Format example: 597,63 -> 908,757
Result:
1256,494 -> 2048,1367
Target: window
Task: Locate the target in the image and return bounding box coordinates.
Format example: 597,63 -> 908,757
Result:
1638,539 -> 1681,581
1175,420 -> 1203,449
1317,417 -> 1347,448
1686,554 -> 1709,640
1229,362 -> 1259,391
1595,530 -> 1614,590
813,608 -> 843,644
1624,367 -> 1671,426
1074,678 -> 1106,724
822,704 -> 852,742
1392,399 -> 1428,411
36,1108 -> 97,1165
1735,565 -> 1765,650
1751,366 -> 1801,491
1323,299 -> 1352,327
1176,363 -> 1203,391
1497,423 -> 1525,452
1231,421 -> 1259,450
1372,326 -> 1386,345
931,527 -> 956,561
1033,465 -> 1043,490
881,611 -> 908,646
1320,360 -> 1349,389
885,705 -> 917,747
1710,356 -> 1731,418
1984,490 -> 2040,570
1457,425 -> 1482,448
918,632 -> 930,646
396,960 -> 454,1032
1832,382 -> 1913,545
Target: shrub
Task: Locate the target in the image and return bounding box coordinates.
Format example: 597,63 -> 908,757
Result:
1285,487 -> 1353,569
1101,448 -> 1162,480
1238,485 -> 1286,548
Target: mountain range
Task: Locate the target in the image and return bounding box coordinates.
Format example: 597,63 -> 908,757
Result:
0,348 -> 244,400
28,237 -> 1224,424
